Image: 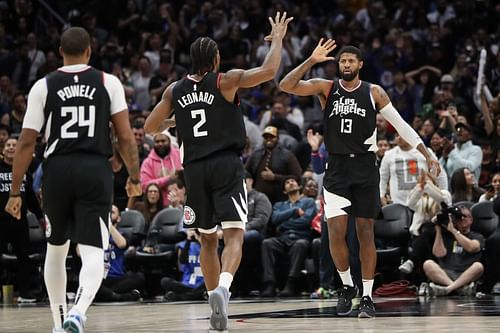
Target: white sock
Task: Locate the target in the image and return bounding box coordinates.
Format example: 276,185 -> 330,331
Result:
337,268 -> 354,287
362,279 -> 374,298
72,244 -> 104,316
44,241 -> 70,329
207,290 -> 214,297
218,272 -> 233,291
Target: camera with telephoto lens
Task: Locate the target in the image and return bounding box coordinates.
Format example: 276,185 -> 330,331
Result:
436,202 -> 464,227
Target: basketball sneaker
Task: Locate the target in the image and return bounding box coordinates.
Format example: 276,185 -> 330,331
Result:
209,286 -> 230,331
63,308 -> 86,333
336,285 -> 358,316
358,296 -> 376,318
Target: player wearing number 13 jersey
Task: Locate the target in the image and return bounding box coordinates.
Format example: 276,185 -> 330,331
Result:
5,27 -> 141,332
145,12 -> 293,331
280,42 -> 442,318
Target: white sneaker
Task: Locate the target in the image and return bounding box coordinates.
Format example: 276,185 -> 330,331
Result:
398,259 -> 414,274
63,309 -> 86,333
209,286 -> 230,331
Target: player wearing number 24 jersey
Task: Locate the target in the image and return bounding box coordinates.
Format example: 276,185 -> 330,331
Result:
4,27 -> 141,333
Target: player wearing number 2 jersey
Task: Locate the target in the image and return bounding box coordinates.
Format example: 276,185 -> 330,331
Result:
280,41 -> 441,318
145,12 -> 293,331
5,27 -> 141,333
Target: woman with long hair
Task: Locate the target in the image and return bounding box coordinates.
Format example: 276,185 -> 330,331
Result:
450,167 -> 484,203
399,170 -> 452,275
130,182 -> 164,232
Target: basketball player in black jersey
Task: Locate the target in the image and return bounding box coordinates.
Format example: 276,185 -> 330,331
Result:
280,40 -> 441,318
5,27 -> 142,333
145,12 -> 292,331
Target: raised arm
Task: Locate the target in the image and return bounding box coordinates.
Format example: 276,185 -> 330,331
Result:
279,38 -> 336,106
219,12 -> 293,92
372,84 -> 441,176
144,82 -> 177,136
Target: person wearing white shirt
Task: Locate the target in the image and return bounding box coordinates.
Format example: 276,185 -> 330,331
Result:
380,133 -> 448,206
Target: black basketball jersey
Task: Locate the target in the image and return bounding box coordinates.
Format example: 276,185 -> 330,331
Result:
43,67 -> 112,158
323,79 -> 378,155
172,72 -> 246,165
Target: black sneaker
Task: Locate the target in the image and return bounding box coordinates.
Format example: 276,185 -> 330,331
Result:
358,296 -> 376,318
336,285 -> 358,316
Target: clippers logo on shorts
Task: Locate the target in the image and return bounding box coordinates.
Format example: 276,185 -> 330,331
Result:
183,206 -> 196,225
44,214 -> 52,238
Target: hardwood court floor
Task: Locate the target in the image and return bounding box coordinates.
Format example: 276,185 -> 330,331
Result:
2,296 -> 500,332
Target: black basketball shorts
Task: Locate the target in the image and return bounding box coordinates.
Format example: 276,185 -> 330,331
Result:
323,153 -> 381,219
182,152 -> 247,233
42,153 -> 112,248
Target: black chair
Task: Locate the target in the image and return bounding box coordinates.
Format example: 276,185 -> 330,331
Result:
471,201 -> 499,239
374,204 -> 412,279
118,209 -> 146,247
133,208 -> 186,272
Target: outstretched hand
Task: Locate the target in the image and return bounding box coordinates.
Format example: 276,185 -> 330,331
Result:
306,129 -> 323,152
310,38 -> 337,64
264,11 -> 293,42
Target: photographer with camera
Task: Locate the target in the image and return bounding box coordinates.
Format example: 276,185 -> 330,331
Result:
422,205 -> 484,296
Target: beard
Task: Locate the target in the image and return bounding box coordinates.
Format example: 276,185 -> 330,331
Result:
154,145 -> 171,158
340,69 -> 358,81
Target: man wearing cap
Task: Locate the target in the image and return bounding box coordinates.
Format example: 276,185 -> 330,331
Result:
140,132 -> 183,207
245,125 -> 302,204
440,122 -> 483,182
439,74 -> 455,93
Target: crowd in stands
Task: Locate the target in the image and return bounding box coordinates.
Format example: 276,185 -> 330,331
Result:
1,0 -> 500,301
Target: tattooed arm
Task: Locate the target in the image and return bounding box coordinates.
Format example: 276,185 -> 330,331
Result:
279,38 -> 336,108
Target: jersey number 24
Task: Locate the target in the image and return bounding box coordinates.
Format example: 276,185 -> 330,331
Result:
61,105 -> 96,139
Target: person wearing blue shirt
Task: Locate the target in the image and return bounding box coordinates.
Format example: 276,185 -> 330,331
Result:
261,176 -> 317,297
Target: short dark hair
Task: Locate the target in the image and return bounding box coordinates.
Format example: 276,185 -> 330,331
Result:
281,175 -> 298,191
190,37 -> 218,75
337,45 -> 363,61
60,27 -> 90,56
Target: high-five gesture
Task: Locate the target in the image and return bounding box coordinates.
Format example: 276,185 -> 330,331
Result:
264,12 -> 293,41
310,38 -> 337,64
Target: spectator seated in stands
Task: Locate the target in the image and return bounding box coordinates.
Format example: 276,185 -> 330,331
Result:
422,205 -> 484,297
94,205 -> 145,302
479,172 -> 500,202
140,132 -> 182,207
399,170 -> 452,275
129,182 -> 165,232
160,229 -> 205,302
261,176 -> 316,297
450,167 -> 485,204
245,126 -> 302,204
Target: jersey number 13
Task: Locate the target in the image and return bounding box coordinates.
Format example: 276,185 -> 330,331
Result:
340,118 -> 352,134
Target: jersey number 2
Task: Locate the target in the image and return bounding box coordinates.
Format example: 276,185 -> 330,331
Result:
340,118 -> 352,134
61,106 -> 96,139
191,109 -> 208,137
